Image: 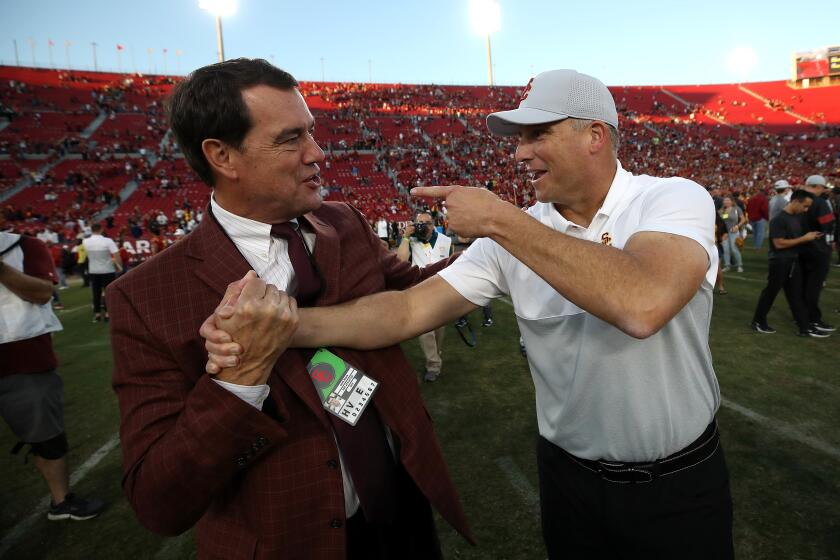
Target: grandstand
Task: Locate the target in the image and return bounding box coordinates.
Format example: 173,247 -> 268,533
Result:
1,64 -> 838,260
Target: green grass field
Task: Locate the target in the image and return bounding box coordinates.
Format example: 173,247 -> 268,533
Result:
1,246 -> 839,559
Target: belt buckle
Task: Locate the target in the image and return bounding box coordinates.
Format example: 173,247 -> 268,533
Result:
597,461 -> 657,484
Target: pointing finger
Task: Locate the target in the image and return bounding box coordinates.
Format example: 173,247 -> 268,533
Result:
410,185 -> 458,199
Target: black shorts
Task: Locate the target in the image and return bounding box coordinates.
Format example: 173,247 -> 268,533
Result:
0,371 -> 65,443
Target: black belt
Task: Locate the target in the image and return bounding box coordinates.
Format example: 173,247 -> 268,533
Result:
561,421 -> 720,484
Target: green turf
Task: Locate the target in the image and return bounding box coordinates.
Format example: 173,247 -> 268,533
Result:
1,247 -> 838,559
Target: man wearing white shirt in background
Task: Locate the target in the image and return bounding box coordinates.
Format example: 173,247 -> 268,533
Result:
207,69 -> 734,559
82,223 -> 121,322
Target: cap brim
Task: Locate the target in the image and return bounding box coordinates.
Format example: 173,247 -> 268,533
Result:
486,108 -> 569,136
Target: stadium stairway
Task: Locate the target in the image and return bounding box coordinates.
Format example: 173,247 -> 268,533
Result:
0,155 -> 66,203
92,178 -> 139,224
80,112 -> 107,139
658,87 -> 735,129
737,85 -> 817,125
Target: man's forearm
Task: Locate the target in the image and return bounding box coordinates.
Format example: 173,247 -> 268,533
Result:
294,276 -> 474,349
295,291 -> 416,349
0,263 -> 53,304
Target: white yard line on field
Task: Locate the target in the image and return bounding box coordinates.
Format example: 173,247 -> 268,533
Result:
721,398 -> 840,461
494,456 -> 540,519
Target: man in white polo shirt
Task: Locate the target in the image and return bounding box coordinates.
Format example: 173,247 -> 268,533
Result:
204,69 -> 732,559
81,223 -> 121,322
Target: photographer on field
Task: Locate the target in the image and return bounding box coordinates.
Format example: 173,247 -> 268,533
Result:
397,212 -> 454,382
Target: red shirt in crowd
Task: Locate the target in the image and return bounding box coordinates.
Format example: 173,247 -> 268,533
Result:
746,191 -> 769,222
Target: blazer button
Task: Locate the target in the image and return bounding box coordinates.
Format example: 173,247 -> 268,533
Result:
256,436 -> 268,446
326,459 -> 339,469
235,456 -> 247,467
330,518 -> 343,529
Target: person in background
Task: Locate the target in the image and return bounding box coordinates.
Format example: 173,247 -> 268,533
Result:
82,223 -> 121,322
0,225 -> 105,522
746,187 -> 769,250
751,190 -> 828,338
799,175 -> 836,333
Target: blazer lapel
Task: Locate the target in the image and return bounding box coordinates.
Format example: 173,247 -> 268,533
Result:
187,207 -> 252,299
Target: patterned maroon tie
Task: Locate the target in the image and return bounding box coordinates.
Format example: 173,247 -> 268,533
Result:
269,222 -> 322,306
271,221 -> 398,523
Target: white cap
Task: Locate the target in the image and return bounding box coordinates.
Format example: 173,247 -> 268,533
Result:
773,179 -> 791,190
486,69 -> 618,136
805,174 -> 826,187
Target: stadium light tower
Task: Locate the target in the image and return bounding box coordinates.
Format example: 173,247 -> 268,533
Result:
199,0 -> 237,62
469,0 -> 501,86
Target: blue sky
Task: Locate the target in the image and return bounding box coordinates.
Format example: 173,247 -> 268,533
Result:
1,0 -> 836,87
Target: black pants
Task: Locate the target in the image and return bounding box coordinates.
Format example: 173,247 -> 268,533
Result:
90,273 -> 116,314
346,464 -> 442,560
753,258 -> 809,332
537,430 -> 733,560
801,251 -> 830,324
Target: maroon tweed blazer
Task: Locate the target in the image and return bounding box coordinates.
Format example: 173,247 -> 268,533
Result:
108,202 -> 472,559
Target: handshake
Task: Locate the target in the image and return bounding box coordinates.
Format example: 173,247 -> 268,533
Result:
200,271 -> 298,386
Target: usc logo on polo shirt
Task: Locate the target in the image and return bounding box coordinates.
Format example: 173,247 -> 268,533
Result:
601,233 -> 612,246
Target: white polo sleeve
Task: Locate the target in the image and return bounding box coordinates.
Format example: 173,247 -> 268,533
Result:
635,179 -> 718,286
107,237 -> 119,255
437,237 -> 507,307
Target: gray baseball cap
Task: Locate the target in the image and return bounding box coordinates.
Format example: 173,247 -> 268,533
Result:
486,69 -> 619,137
805,174 -> 826,187
773,179 -> 791,190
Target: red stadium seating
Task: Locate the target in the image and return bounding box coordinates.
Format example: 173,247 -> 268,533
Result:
1,65 -> 838,252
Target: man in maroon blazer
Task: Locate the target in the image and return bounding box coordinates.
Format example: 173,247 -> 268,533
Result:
107,58 -> 471,559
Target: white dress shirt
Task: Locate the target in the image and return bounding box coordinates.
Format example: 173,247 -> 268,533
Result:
209,196 -> 360,516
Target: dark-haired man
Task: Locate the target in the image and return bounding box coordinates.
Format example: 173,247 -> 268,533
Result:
799,175 -> 836,333
107,58 -> 470,559
751,190 -> 828,337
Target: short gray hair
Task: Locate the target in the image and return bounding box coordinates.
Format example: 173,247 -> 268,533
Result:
569,118 -> 620,156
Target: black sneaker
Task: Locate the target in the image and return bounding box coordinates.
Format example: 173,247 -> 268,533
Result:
423,370 -> 439,383
810,322 -> 836,333
751,322 -> 776,334
482,318 -> 494,327
47,493 -> 105,521
797,328 -> 831,339
455,318 -> 468,328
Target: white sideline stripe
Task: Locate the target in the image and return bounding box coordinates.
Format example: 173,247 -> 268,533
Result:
721,398 -> 840,461
54,305 -> 89,314
494,456 -> 540,519
0,434 -> 120,558
800,376 -> 840,395
154,532 -> 192,559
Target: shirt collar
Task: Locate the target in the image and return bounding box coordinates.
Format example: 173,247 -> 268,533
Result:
541,159 -> 630,232
595,160 -> 629,219
210,195 -> 298,257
